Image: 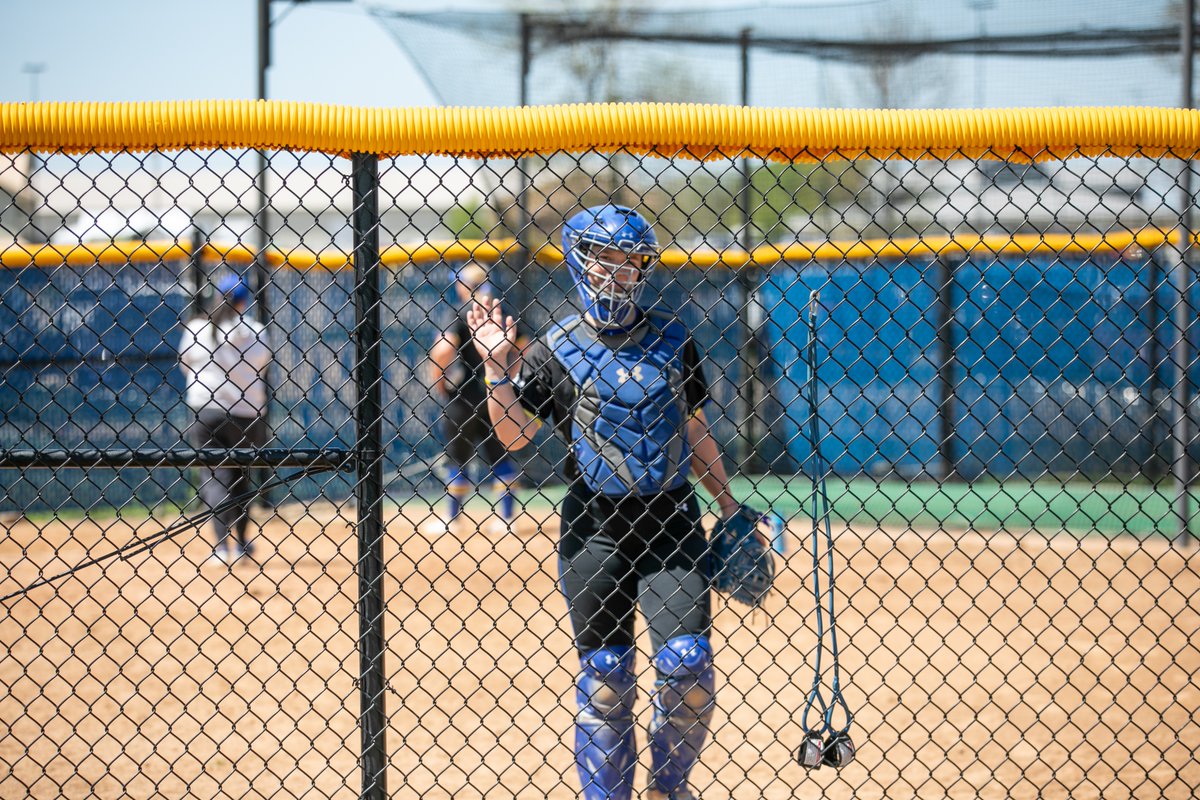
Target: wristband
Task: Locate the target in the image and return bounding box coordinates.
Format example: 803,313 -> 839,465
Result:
485,375 -> 512,389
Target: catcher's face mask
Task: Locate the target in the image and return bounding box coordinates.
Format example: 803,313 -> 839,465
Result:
581,244 -> 649,306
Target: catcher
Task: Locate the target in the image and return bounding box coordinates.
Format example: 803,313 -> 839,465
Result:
467,204 -> 773,800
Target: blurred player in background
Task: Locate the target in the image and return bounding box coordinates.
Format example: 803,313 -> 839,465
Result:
427,262 -> 527,534
469,205 -> 747,800
178,274 -> 272,565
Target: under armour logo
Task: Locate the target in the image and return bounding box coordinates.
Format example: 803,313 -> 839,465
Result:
616,365 -> 644,384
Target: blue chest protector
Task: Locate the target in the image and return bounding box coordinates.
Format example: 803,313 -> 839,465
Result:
548,310 -> 692,497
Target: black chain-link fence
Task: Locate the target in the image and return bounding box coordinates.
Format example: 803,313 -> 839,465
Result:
1,123 -> 1198,799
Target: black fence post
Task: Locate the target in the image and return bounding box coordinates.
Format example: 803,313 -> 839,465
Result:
351,151 -> 388,800
1173,0 -> 1197,546
513,14 -> 535,322
186,226 -> 206,319
252,229 -> 276,510
1147,250 -> 1168,479
1171,239 -> 1196,546
734,27 -> 763,473
934,256 -> 959,481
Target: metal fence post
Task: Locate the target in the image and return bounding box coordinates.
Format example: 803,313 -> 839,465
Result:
734,27 -> 764,473
1147,250 -> 1168,479
1174,0 -> 1197,546
351,151 -> 388,800
186,226 -> 206,319
1170,236 -> 1196,546
934,256 -> 959,480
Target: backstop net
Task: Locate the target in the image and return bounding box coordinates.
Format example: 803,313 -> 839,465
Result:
0,102 -> 1197,799
369,1 -> 1189,109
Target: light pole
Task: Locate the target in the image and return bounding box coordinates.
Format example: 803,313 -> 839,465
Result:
254,0 -> 354,288
21,63 -> 46,240
964,0 -> 994,239
966,0 -> 994,108
250,0 -> 354,507
21,62 -> 45,102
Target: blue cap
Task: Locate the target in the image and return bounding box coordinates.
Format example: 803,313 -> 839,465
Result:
217,274 -> 252,305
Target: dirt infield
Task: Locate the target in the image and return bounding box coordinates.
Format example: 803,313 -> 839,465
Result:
1,499 -> 1198,799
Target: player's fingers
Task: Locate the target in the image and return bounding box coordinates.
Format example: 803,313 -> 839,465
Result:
473,301 -> 493,331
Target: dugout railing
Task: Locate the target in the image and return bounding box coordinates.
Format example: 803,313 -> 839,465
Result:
0,103 -> 1198,800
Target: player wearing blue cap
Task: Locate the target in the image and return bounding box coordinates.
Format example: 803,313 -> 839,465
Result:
468,205 -> 744,800
178,273 -> 271,565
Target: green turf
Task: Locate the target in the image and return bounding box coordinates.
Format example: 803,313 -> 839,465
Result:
14,476 -> 1193,542
516,476 -> 1198,540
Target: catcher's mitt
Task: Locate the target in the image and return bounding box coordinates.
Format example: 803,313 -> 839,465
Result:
709,504 -> 776,607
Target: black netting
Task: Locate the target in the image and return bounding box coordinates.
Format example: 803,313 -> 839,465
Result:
369,1 -> 1193,108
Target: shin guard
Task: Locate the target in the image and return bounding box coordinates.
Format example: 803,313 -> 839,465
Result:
649,635 -> 715,796
575,647 -> 637,800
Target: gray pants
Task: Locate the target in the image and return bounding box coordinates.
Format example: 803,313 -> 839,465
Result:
188,409 -> 267,550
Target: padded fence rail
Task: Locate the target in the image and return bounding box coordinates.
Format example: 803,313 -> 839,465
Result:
0,102 -> 1198,800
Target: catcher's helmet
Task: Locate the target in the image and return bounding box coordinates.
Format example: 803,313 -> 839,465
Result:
562,204 -> 658,329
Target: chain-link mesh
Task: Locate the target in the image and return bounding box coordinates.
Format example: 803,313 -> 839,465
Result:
1,113 -> 1199,800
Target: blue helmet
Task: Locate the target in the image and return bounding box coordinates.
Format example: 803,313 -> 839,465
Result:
216,273 -> 252,306
562,205 -> 659,328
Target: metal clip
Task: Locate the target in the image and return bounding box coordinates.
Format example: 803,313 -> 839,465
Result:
822,731 -> 856,768
796,731 -> 825,769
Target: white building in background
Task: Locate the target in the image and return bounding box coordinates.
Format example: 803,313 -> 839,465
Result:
815,157 -> 1162,241
11,149 -> 490,253
0,154 -> 36,245
3,147 -> 1178,254
51,207 -> 194,245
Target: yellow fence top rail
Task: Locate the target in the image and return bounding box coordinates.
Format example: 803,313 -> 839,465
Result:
0,230 -> 1181,271
3,102 -> 1200,161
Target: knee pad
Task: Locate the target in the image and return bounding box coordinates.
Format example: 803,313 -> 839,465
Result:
649,635 -> 715,794
653,635 -> 715,717
577,646 -> 637,726
575,647 -> 637,800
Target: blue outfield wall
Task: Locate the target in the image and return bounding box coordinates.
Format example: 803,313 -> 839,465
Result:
761,248 -> 1177,481
0,258 -> 194,512
762,257 -> 942,479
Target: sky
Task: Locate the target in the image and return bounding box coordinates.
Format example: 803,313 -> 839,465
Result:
0,0 -> 439,106
1,0 -> 1186,109
0,0 -> 820,107
4,0 -> 837,237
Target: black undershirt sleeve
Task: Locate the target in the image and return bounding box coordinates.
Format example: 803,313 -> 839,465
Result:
682,337 -> 711,415
516,339 -> 563,423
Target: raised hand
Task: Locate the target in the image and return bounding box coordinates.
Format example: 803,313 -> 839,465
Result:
467,296 -> 518,375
